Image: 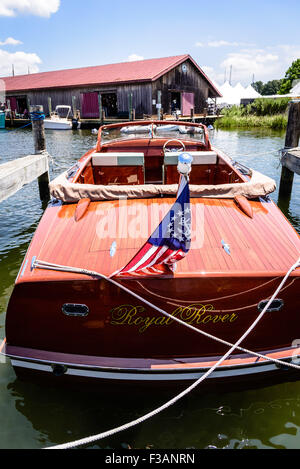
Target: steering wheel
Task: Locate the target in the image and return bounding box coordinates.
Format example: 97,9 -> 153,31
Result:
163,139 -> 186,154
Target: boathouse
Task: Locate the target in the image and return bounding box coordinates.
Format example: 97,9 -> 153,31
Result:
0,54 -> 221,119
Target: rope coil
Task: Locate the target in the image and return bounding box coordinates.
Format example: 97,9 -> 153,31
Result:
30,111 -> 45,121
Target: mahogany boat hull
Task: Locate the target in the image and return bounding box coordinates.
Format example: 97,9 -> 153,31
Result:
3,121 -> 300,389
4,273 -> 300,387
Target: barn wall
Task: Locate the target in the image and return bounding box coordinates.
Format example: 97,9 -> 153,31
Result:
152,59 -> 210,115
8,83 -> 152,118
116,83 -> 152,117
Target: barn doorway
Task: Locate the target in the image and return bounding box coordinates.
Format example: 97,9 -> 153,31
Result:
16,97 -> 28,115
171,92 -> 181,115
102,93 -> 117,118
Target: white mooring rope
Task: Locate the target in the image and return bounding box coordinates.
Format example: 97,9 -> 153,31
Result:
33,256 -> 299,450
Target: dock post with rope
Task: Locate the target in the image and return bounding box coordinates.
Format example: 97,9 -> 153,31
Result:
279,100 -> 300,198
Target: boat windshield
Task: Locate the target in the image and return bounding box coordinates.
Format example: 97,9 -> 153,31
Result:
100,122 -> 206,145
55,106 -> 71,118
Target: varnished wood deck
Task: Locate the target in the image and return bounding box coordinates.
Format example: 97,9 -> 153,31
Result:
17,194 -> 300,284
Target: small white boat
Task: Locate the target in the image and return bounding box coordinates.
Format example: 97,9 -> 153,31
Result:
44,105 -> 79,130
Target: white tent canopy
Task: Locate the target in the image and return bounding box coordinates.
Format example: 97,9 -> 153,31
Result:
215,81 -> 262,105
242,84 -> 262,99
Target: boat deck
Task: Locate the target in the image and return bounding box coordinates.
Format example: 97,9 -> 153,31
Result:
17,195 -> 300,283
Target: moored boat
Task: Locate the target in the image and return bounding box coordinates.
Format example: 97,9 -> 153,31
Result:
2,120 -> 300,388
44,105 -> 81,130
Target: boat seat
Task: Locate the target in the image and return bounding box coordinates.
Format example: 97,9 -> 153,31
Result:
164,151 -> 218,166
164,151 -> 218,184
92,152 -> 144,166
92,152 -> 145,185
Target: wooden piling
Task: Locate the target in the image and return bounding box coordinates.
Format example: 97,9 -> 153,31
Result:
98,93 -> 103,123
48,97 -> 52,116
157,91 -> 162,120
30,105 -> 46,154
279,100 -> 300,198
72,96 -> 77,119
30,105 -> 50,201
128,93 -> 133,121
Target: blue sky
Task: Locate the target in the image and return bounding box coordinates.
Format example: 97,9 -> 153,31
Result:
0,0 -> 299,86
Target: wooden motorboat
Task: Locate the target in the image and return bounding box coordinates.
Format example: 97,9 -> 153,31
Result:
2,121 -> 300,388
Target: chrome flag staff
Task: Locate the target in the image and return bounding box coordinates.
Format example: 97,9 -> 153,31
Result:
113,153 -> 193,276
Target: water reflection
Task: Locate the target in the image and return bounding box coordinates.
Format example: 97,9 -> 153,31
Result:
6,376 -> 300,449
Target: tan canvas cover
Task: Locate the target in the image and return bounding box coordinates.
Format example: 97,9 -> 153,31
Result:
49,169 -> 276,203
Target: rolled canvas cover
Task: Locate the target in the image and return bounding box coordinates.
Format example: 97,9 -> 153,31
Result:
49,169 -> 276,203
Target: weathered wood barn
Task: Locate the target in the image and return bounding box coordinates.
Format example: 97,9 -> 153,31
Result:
1,54 -> 221,119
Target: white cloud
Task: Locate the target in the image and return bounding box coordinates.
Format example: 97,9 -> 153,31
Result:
196,40 -> 255,48
0,49 -> 42,76
197,43 -> 300,86
127,54 -> 144,62
221,51 -> 279,83
200,65 -> 225,88
201,65 -> 214,75
208,40 -> 240,47
0,0 -> 60,17
277,44 -> 300,67
0,37 -> 23,46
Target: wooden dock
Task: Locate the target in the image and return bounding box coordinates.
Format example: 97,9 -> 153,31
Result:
281,148 -> 300,175
0,106 -> 50,203
5,114 -> 222,130
0,153 -> 49,203
80,114 -> 221,128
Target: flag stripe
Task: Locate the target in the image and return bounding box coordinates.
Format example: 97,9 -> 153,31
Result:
130,245 -> 169,272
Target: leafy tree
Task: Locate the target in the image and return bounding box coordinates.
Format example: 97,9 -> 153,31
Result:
262,80 -> 284,95
252,81 -> 264,94
279,59 -> 300,94
253,80 -> 284,95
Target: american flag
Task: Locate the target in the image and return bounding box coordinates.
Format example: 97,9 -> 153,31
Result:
113,176 -> 191,276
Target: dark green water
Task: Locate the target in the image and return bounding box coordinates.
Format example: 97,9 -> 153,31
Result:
0,127 -> 299,450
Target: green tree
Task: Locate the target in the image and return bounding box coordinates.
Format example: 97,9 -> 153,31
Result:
252,81 -> 264,94
279,59 -> 300,94
262,80 -> 284,95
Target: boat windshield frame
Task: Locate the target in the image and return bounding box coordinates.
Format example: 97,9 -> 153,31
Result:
96,120 -> 212,152
54,105 -> 72,119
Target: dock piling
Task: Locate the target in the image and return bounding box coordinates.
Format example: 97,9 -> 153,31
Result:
48,97 -> 52,116
30,105 -> 50,201
279,100 -> 300,198
72,96 -> 77,119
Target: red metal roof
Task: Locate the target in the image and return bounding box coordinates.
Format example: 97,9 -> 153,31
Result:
1,55 -> 221,97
